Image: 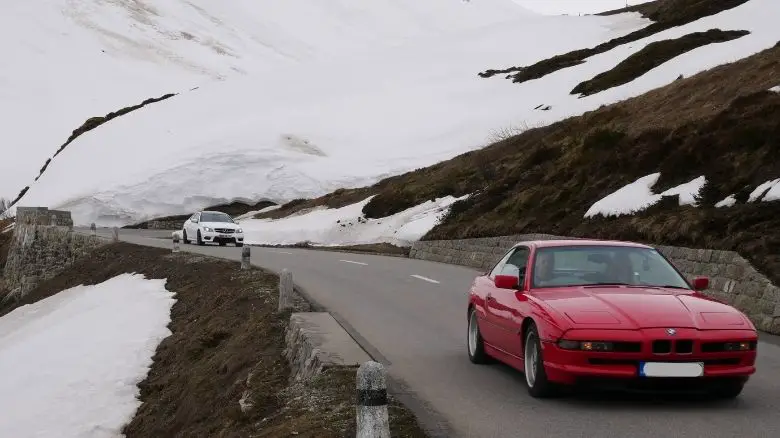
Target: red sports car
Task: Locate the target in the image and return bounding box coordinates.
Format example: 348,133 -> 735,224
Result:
466,239 -> 758,398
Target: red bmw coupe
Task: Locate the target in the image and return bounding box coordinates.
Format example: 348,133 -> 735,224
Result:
466,239 -> 758,398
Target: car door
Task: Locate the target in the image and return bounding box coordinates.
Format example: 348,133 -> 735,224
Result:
473,248 -> 516,347
188,213 -> 200,237
485,246 -> 531,358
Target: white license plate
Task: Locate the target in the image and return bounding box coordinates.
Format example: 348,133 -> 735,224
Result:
219,234 -> 232,238
639,362 -> 703,378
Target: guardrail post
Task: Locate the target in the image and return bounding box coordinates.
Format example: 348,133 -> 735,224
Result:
112,227 -> 119,242
278,269 -> 294,312
241,246 -> 251,269
90,222 -> 96,235
356,361 -> 390,438
172,234 -> 180,253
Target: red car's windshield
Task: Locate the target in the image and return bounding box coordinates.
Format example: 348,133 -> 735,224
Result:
531,245 -> 690,290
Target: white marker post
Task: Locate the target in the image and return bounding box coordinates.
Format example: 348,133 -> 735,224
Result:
241,246 -> 251,270
172,234 -> 180,253
356,361 -> 390,438
112,227 -> 119,242
278,269 -> 294,312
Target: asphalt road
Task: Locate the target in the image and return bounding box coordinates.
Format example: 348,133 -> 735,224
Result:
81,228 -> 780,438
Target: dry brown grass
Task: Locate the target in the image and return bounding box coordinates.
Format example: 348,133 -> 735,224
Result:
571,29 -> 750,96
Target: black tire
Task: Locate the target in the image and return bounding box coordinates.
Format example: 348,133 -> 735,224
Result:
467,307 -> 491,364
182,230 -> 188,244
523,323 -> 557,398
710,379 -> 745,399
197,230 -> 205,246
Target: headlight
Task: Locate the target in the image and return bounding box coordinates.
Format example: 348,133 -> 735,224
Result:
558,340 -> 614,351
203,227 -> 213,232
237,228 -> 243,233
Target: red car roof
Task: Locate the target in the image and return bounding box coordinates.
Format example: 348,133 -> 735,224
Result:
514,239 -> 654,249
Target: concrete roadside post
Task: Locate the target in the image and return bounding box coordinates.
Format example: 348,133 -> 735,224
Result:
241,246 -> 251,269
112,227 -> 119,242
50,214 -> 57,226
90,222 -> 96,235
278,269 -> 294,312
356,361 -> 391,438
172,233 -> 180,253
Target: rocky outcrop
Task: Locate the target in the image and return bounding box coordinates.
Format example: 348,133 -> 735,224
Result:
410,233 -> 780,334
1,223 -> 105,302
284,312 -> 371,382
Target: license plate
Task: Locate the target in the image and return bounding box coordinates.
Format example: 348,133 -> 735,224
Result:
639,362 -> 703,378
219,234 -> 231,238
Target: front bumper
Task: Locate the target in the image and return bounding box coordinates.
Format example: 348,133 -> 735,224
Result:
542,328 -> 757,386
201,230 -> 244,244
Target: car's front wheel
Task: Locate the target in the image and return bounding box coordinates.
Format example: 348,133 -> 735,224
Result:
197,230 -> 205,246
467,307 -> 490,364
524,323 -> 556,398
182,230 -> 188,244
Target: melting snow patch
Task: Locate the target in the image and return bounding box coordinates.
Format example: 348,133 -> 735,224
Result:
240,194 -> 470,246
770,86 -> 780,93
0,273 -> 176,438
715,194 -> 737,208
584,174 -> 706,218
748,178 -> 780,202
761,179 -> 780,202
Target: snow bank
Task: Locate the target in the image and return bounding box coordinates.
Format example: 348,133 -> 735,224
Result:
15,0 -> 780,226
240,194 -> 469,246
0,274 -> 176,438
584,174 -> 706,218
754,178 -> 780,202
715,195 -> 737,208
770,86 -> 780,93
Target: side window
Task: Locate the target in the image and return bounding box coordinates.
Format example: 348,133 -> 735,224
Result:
193,213 -> 200,223
489,247 -> 530,278
489,248 -> 516,278
503,247 -> 530,278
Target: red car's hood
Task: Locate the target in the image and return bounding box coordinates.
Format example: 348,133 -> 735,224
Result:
533,286 -> 752,330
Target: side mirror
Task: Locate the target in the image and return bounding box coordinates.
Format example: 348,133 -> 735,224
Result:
494,274 -> 520,290
692,276 -> 709,291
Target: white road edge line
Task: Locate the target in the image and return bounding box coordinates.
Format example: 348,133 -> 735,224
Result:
340,259 -> 368,266
272,250 -> 294,254
411,274 -> 440,284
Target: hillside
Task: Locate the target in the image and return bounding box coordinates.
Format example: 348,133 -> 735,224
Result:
10,1 -> 664,226
242,40 -> 780,284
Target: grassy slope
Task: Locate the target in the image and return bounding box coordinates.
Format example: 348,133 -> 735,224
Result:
255,44 -> 780,285
571,28 -> 750,96
478,0 -> 750,83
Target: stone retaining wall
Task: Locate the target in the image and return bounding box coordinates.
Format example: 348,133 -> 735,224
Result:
410,234 -> 780,334
1,224 -> 106,302
284,312 -> 371,382
15,206 -> 74,227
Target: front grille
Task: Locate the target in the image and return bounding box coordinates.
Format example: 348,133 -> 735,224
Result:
214,228 -> 234,234
652,340 -> 672,354
675,340 -> 694,354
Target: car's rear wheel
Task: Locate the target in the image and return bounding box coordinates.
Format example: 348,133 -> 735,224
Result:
467,307 -> 490,364
236,242 -> 244,247
524,323 -> 556,398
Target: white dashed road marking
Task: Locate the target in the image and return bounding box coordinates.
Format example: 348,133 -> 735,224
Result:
340,259 -> 368,266
272,250 -> 294,254
411,274 -> 440,284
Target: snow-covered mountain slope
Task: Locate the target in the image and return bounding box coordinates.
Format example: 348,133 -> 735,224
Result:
1,0 -> 533,204
11,0 -> 780,227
